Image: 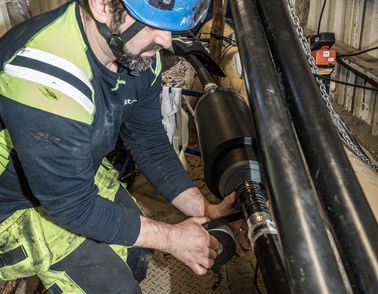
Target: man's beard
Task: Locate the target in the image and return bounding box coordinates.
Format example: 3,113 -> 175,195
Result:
118,43 -> 163,71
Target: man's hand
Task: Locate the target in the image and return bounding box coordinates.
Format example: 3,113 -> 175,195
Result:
134,216 -> 220,275
172,189 -> 248,257
172,188 -> 239,219
205,192 -> 239,220
206,192 -> 248,257
172,187 -> 210,217
167,217 -> 220,275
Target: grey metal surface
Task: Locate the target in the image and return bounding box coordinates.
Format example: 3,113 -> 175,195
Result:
140,251 -> 231,294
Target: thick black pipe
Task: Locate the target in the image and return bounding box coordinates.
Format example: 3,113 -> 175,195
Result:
194,90 -> 290,293
254,234 -> 288,294
255,0 -> 378,292
235,181 -> 290,293
187,54 -> 217,89
194,89 -> 257,197
230,0 -> 347,293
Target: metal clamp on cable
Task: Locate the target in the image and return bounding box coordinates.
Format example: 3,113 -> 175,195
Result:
235,181 -> 278,250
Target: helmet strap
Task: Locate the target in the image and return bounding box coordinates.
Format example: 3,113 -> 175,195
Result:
96,20 -> 145,66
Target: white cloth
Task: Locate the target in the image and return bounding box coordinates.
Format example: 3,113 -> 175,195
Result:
161,86 -> 189,170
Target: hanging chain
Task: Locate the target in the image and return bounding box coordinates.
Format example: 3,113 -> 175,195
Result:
286,0 -> 378,172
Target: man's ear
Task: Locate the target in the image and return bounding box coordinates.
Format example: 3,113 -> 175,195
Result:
87,0 -> 110,23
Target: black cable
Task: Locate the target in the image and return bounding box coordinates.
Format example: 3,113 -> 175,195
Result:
254,261 -> 263,294
222,36 -> 237,46
314,74 -> 378,91
221,44 -> 236,60
161,86 -> 204,98
182,146 -> 202,157
317,0 -> 327,35
197,32 -> 238,45
338,45 -> 378,57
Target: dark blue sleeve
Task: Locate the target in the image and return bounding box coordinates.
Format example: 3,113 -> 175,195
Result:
2,101 -> 140,246
120,74 -> 195,202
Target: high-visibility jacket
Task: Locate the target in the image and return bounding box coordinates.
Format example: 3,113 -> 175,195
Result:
0,0 -> 194,246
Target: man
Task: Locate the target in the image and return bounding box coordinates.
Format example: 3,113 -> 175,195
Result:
0,0 -> 240,293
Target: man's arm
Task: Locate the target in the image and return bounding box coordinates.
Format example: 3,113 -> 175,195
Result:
121,73 -> 195,202
122,70 -> 241,220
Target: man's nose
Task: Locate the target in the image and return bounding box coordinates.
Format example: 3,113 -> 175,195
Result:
154,30 -> 172,49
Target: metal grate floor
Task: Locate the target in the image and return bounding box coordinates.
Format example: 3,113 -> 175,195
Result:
140,251 -> 231,294
131,174 -> 258,294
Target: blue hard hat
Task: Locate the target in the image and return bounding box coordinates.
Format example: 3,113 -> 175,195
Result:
122,0 -> 211,31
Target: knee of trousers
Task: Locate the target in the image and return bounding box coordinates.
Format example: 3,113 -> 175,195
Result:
127,247 -> 154,283
0,158 -> 142,281
39,239 -> 142,294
